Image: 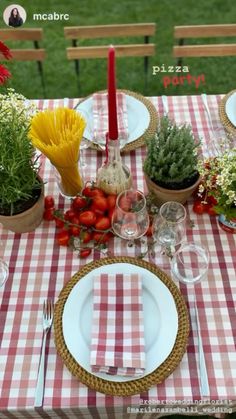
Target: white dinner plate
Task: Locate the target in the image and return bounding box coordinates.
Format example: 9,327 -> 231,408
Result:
75,93 -> 150,149
62,262 -> 178,383
225,92 -> 236,127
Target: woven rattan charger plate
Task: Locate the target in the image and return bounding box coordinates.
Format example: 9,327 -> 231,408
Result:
54,256 -> 189,396
219,90 -> 236,136
76,89 -> 158,153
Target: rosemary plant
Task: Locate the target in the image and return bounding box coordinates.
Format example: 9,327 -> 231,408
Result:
143,115 -> 201,189
0,90 -> 40,216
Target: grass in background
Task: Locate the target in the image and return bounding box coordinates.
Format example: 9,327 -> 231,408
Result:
1,0 -> 236,98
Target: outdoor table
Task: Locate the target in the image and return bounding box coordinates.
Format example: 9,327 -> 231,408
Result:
0,94 -> 235,418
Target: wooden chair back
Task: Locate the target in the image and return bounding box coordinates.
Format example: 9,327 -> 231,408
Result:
64,23 -> 156,91
0,28 -> 46,95
173,24 -> 236,62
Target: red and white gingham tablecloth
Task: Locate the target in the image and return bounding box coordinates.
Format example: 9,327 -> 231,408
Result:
0,95 -> 235,419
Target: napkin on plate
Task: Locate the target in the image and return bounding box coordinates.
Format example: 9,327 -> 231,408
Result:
92,93 -> 129,143
90,273 -> 145,377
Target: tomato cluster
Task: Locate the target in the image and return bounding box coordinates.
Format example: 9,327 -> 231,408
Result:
43,184 -> 117,257
193,191 -> 218,216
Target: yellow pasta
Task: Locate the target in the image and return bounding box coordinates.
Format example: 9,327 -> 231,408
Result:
28,108 -> 86,196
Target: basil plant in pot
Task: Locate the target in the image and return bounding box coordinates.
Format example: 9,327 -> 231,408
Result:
0,89 -> 44,233
143,115 -> 201,206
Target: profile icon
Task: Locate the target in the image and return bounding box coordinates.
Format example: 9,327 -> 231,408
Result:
3,4 -> 27,28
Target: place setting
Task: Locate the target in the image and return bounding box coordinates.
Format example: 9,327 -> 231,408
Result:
219,89 -> 236,136
74,47 -> 158,153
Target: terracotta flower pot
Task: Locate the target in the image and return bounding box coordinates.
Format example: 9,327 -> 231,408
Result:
144,173 -> 201,206
0,177 -> 44,233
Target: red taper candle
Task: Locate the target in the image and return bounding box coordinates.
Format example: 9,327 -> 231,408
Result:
107,45 -> 118,140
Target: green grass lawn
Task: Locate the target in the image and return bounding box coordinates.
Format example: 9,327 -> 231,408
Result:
1,0 -> 236,99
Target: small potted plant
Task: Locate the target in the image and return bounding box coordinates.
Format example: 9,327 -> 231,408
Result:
143,115 -> 201,205
195,149 -> 236,233
0,89 -> 44,233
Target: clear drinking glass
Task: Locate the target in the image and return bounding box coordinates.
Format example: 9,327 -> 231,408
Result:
153,201 -> 187,248
171,242 -> 209,284
112,189 -> 149,244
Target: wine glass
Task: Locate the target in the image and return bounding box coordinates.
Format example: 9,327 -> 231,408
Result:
0,242 -> 8,288
75,108 -> 92,177
112,189 -> 149,246
153,201 -> 186,252
171,242 -> 209,284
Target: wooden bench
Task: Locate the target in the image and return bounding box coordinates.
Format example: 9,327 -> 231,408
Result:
0,28 -> 46,95
64,23 -> 156,91
173,24 -> 236,65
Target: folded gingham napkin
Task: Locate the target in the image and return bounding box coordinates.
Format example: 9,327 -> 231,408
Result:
90,273 -> 145,377
92,92 -> 129,143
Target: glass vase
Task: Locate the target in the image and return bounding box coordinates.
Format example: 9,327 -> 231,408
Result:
53,160 -> 83,199
96,137 -> 132,195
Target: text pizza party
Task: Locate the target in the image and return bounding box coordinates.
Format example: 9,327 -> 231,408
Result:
152,65 -> 205,89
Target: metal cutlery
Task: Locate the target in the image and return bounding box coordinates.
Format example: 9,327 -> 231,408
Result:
34,299 -> 54,407
162,95 -> 169,115
201,93 -> 215,132
193,300 -> 210,397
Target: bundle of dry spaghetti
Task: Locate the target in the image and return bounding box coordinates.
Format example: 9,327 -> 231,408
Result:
28,108 -> 86,196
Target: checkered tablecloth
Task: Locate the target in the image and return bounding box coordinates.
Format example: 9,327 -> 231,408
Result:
0,95 -> 235,419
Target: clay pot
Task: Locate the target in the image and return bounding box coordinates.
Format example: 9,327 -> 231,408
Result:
144,173 -> 201,206
0,178 -> 44,233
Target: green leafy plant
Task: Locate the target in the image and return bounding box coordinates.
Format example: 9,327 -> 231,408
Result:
143,115 -> 200,189
0,89 -> 41,216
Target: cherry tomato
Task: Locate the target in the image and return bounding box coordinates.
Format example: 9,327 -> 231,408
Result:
64,209 -> 76,222
81,231 -> 93,244
56,229 -> 70,246
82,185 -> 105,198
71,215 -> 80,226
72,196 -> 87,211
119,196 -> 132,211
193,201 -> 207,215
92,196 -> 108,212
93,231 -> 112,243
95,216 -> 111,230
44,195 -> 55,209
54,217 -> 64,228
43,208 -> 54,221
207,205 -> 218,216
207,195 -> 218,206
69,225 -> 81,236
80,248 -> 92,258
106,194 -> 117,210
79,210 -> 96,226
90,204 -> 104,217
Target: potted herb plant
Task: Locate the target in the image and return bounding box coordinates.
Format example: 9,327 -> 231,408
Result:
143,115 -> 201,205
0,89 -> 44,233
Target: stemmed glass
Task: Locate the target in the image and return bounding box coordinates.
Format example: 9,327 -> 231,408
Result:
0,242 -> 8,288
112,189 -> 149,246
153,201 -> 186,252
76,108 -> 92,177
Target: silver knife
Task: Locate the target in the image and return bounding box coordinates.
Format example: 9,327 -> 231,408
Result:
194,300 -> 210,397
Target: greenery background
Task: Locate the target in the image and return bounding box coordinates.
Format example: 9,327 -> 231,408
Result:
0,0 -> 236,99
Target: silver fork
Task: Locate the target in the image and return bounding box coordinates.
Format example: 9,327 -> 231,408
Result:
34,299 -> 54,407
